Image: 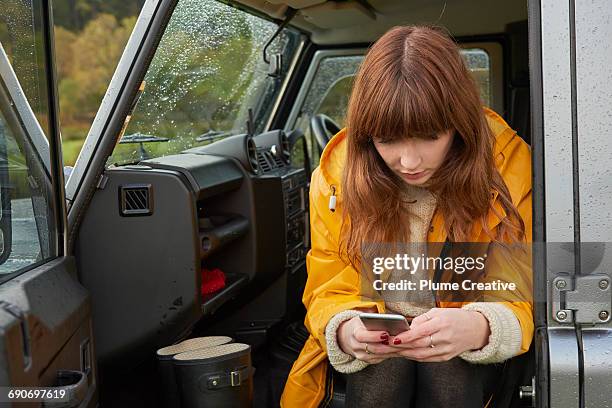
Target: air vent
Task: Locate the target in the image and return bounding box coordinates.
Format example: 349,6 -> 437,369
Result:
247,138 -> 259,174
257,151 -> 272,173
273,154 -> 285,167
265,151 -> 282,171
119,184 -> 153,216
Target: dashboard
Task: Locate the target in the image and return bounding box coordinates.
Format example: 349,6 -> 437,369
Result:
75,129 -> 309,367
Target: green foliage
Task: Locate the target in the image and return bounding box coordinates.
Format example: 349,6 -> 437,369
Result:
0,20 -> 10,57
50,0 -> 295,167
61,139 -> 86,164
56,14 -> 136,124
54,13 -> 137,164
53,0 -> 145,32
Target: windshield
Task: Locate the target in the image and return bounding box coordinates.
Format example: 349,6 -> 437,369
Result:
108,0 -> 301,166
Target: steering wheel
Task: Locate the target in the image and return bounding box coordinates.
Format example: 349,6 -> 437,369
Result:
310,114 -> 341,153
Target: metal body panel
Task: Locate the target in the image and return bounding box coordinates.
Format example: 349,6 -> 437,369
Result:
573,0 -> 612,405
574,0 -> 612,245
540,0 -> 581,406
541,0 -> 575,244
581,329 -> 612,407
528,0 -> 549,405
547,328 -> 580,406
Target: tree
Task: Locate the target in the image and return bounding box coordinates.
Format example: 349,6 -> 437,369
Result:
53,0 -> 144,31
56,13 -> 136,132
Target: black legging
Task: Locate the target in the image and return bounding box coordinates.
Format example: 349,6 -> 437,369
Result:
345,357 -> 504,408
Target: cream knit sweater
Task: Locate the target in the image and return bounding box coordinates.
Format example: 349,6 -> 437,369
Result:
324,184 -> 523,373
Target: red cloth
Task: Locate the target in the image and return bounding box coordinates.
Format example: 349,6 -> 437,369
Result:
201,267 -> 226,295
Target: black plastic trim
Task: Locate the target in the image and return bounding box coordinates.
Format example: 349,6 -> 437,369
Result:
269,40 -> 317,130
41,0 -> 66,255
527,0 -> 548,406
568,4 -> 584,407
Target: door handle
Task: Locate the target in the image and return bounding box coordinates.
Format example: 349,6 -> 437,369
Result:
42,370 -> 88,408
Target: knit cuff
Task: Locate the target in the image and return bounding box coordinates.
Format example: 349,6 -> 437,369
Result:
324,310 -> 370,374
459,303 -> 522,364
385,301 -> 433,318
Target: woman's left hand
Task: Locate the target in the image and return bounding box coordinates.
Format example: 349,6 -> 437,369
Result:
388,307 -> 490,362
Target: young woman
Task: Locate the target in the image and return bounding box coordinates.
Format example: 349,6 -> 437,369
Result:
281,25 -> 533,407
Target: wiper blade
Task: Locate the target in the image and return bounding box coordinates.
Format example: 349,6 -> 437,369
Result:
118,132 -> 170,161
196,130 -> 231,143
119,132 -> 169,144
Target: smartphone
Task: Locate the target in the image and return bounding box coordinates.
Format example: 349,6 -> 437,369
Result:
359,313 -> 410,336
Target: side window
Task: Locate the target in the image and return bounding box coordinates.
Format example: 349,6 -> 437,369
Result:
316,76 -> 355,128
460,43 -> 504,113
294,55 -> 364,169
0,0 -> 59,282
0,67 -> 57,281
462,48 -> 492,107
461,48 -> 491,106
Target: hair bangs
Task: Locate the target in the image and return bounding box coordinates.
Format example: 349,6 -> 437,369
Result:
357,70 -> 453,144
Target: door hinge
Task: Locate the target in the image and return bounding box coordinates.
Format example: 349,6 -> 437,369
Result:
552,274 -> 611,324
0,301 -> 32,370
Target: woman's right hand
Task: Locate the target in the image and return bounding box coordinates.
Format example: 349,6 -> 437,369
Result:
337,315 -> 401,364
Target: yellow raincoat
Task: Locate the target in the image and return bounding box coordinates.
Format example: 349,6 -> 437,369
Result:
281,108 -> 533,407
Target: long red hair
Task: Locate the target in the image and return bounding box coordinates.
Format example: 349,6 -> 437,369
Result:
341,25 -> 525,267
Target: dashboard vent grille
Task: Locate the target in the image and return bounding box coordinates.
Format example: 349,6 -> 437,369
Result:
273,155 -> 285,167
257,151 -> 272,173
256,148 -> 289,174
120,185 -> 153,216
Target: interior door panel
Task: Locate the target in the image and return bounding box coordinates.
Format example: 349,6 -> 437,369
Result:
0,257 -> 97,406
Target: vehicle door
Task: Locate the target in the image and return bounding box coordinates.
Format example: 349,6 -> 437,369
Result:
0,1 -> 97,406
571,1 -> 612,405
